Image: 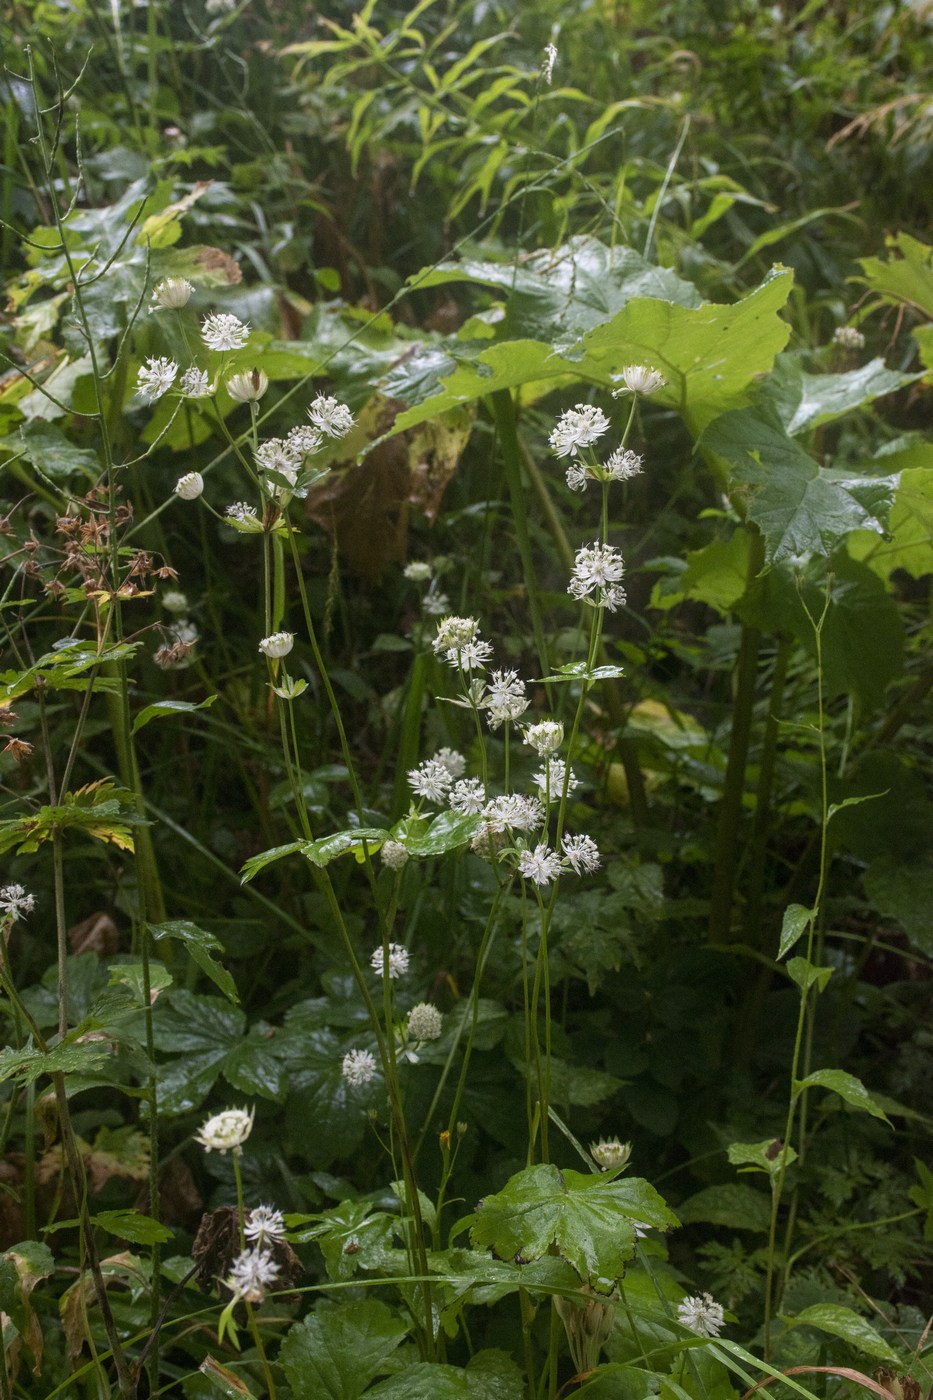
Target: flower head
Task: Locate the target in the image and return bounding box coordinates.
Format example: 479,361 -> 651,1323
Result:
524,720 -> 563,755
225,1247 -> 280,1303
534,757 -> 577,799
244,1205 -> 287,1248
226,501 -> 258,523
517,843 -> 562,887
151,277 -> 194,310
162,590 -> 188,614
613,365 -> 666,396
449,777 -> 486,815
307,394 -> 355,439
568,542 -> 626,611
483,793 -> 544,833
407,1002 -> 443,1042
604,447 -> 644,481
833,326 -> 865,349
174,472 -> 204,501
380,839 -> 410,870
0,884 -> 35,921
590,1138 -> 631,1171
483,669 -> 528,728
136,357 -> 178,402
370,943 -> 410,979
408,757 -> 454,805
432,616 -> 493,671
259,632 -> 294,660
404,562 -> 432,582
434,747 -> 466,779
285,424 -> 325,458
195,1106 -> 254,1153
549,404 -> 611,459
201,312 -> 249,352
677,1293 -> 725,1338
180,367 -> 212,399
227,369 -> 268,403
342,1048 -> 377,1086
562,833 -> 601,874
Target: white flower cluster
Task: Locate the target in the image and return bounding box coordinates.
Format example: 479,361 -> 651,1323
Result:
244,1204 -> 287,1248
407,1002 -> 443,1041
0,884 -> 35,921
370,943 -> 410,979
342,1047 -> 377,1086
677,1292 -> 725,1338
432,616 -> 494,672
225,1246 -> 280,1304
568,541 -> 626,612
195,1106 -> 254,1153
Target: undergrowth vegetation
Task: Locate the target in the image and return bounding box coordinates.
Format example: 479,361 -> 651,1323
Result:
0,0 -> 932,1396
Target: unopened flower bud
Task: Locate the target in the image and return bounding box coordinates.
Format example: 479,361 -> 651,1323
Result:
227,369 -> 269,403
175,472 -> 204,501
259,631 -> 293,659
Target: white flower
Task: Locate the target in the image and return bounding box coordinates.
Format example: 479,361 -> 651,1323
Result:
342,1048 -> 377,1086
423,589 -> 451,616
483,669 -> 528,728
434,747 -> 466,778
590,1138 -> 631,1171
568,542 -> 626,611
833,326 -> 865,349
227,369 -> 268,402
548,404 -> 610,459
195,1106 -> 254,1153
259,632 -> 294,659
226,501 -> 258,522
613,364 -> 666,396
517,843 -> 562,886
307,394 -> 355,438
136,356 -> 178,401
404,562 -> 432,582
562,833 -> 601,874
542,42 -> 558,84
180,367 -> 212,398
225,1247 -> 280,1303
285,424 -> 325,458
449,777 -> 486,815
256,438 -> 299,474
534,757 -> 578,799
380,840 -> 410,870
408,758 -> 454,805
174,472 -> 204,501
433,616 -> 478,657
150,277 -> 194,310
524,720 -> 563,755
245,1205 -> 287,1248
407,1002 -> 443,1041
677,1293 -> 725,1338
483,793 -> 544,832
370,943 -> 410,979
201,311 -> 249,352
162,590 -> 188,614
604,448 -> 644,481
0,884 -> 35,921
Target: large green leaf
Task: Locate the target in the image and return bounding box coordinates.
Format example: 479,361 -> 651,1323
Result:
703,405 -> 898,561
469,1165 -> 678,1282
856,232 -> 933,318
279,1297 -> 408,1400
787,1304 -> 899,1361
795,1069 -> 890,1124
0,1039 -> 111,1087
769,355 -> 919,435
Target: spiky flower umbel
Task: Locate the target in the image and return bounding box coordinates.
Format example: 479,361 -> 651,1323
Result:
677,1292 -> 725,1337
195,1106 -> 254,1153
548,404 -> 611,458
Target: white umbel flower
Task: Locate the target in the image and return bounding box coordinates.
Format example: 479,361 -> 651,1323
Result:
174,472 -> 204,501
562,833 -> 601,874
195,1106 -> 254,1153
434,747 -> 466,778
483,669 -> 528,728
407,1002 -> 443,1041
524,720 -> 563,755
404,562 -> 432,582
227,369 -> 268,402
259,632 -> 294,659
833,326 -> 865,349
307,394 -> 355,438
225,1247 -> 280,1303
370,943 -> 410,979
534,757 -> 578,799
226,501 -> 258,522
569,542 -> 626,611
483,793 -> 544,832
136,357 -> 178,401
286,424 -> 325,458
548,404 -> 610,459
0,884 -> 36,921
380,840 -> 410,870
590,1138 -> 631,1171
613,364 -> 666,396
517,843 -> 562,886
162,590 -> 188,614
150,277 -> 194,310
244,1205 -> 287,1248
180,367 -> 212,398
432,616 -> 493,670
408,757 -> 454,805
449,777 -> 486,815
677,1293 -> 725,1338
201,312 -> 249,351
342,1048 -> 377,1086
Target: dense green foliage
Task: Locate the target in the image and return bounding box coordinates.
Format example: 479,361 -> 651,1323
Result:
0,0 -> 932,1396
